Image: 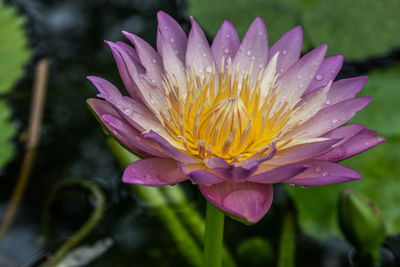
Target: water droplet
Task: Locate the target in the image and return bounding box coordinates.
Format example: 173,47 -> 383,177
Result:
202,53 -> 207,57
279,68 -> 284,73
164,26 -> 169,30
197,44 -> 202,48
325,99 -> 332,105
297,75 -> 302,79
331,69 -> 336,74
258,32 -> 263,36
151,58 -> 157,63
315,74 -> 323,81
151,79 -> 156,84
206,66 -> 212,73
149,99 -> 155,104
251,56 -> 255,60
258,64 -> 264,69
154,127 -> 161,132
225,34 -> 230,38
332,118 -> 338,124
365,141 -> 370,146
223,48 -> 230,54
315,166 -> 322,173
123,108 -> 132,115
170,37 -> 175,43
322,172 -> 329,176
282,49 -> 288,55
299,84 -> 304,88
246,50 -> 252,56
144,174 -> 152,180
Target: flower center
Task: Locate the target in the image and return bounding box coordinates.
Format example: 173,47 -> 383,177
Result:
159,56 -> 297,162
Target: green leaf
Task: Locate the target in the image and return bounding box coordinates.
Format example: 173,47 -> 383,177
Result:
0,100 -> 17,169
288,65 -> 400,239
302,0 -> 400,60
0,0 -> 31,169
186,0 -> 306,45
0,0 -> 30,95
187,0 -> 400,60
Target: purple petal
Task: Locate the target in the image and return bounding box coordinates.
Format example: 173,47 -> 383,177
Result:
288,97 -> 372,139
123,158 -> 187,186
232,17 -> 268,86
87,99 -> 165,157
123,31 -> 164,87
178,162 -> 224,185
203,145 -> 276,182
321,124 -> 365,147
87,75 -> 161,132
324,76 -> 368,107
285,160 -> 361,186
115,41 -> 141,64
305,55 -> 344,94
315,129 -> 386,162
211,20 -> 240,71
186,17 -> 213,75
268,138 -> 341,165
106,41 -> 168,115
248,163 -> 309,183
268,26 -> 303,74
276,44 -> 327,107
198,182 -> 274,223
156,11 -> 187,64
144,130 -> 199,164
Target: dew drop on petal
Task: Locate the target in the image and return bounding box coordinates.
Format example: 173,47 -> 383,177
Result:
331,69 -> 336,74
123,108 -> 132,115
299,84 -> 304,88
206,66 -> 212,73
325,99 -> 332,105
202,53 -> 207,57
151,58 -> 157,63
297,75 -> 302,79
246,50 -> 252,56
223,48 -> 230,54
225,34 -> 230,38
332,118 -> 338,124
251,56 -> 255,60
279,68 -> 284,73
170,37 -> 175,43
322,171 -> 329,177
315,74 -> 323,81
149,98 -> 156,104
258,64 -> 264,69
258,32 -> 263,36
282,49 -> 288,55
315,166 -> 322,173
144,174 -> 152,180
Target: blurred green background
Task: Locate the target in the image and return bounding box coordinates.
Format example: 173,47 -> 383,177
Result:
0,0 -> 399,266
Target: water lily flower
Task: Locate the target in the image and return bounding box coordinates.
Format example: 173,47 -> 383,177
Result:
87,11 -> 385,223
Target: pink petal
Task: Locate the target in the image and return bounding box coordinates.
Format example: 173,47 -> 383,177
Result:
232,17 -> 268,86
198,182 -> 274,223
156,11 -> 187,64
288,97 -> 372,139
321,124 -> 366,147
268,26 -> 303,74
123,158 -> 187,186
315,129 -> 386,162
178,162 -> 225,185
305,55 -> 344,94
248,163 -> 309,183
324,76 -> 368,107
276,44 -> 327,107
87,99 -> 165,157
211,20 -> 240,71
186,17 -> 213,76
107,41 -> 145,100
106,41 -> 168,115
268,138 -> 341,165
87,75 -> 161,132
143,130 -> 199,164
285,160 -> 361,186
123,31 -> 164,87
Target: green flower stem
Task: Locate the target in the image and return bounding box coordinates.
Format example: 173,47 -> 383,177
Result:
204,202 -> 225,267
277,212 -> 296,267
161,186 -> 237,267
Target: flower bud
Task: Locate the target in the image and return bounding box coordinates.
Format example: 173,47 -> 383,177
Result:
338,188 -> 386,253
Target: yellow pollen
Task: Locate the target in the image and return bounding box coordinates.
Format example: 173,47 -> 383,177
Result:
158,58 -> 298,162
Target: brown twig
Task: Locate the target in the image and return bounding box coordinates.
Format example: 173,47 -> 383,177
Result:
0,59 -> 49,241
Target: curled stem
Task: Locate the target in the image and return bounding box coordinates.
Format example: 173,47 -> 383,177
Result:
40,179 -> 105,267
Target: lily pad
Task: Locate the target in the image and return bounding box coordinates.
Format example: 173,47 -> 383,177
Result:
0,0 -> 31,169
187,0 -> 400,60
288,65 -> 400,239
